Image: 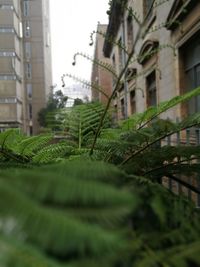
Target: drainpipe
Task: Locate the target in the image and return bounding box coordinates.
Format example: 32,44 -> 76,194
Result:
121,16 -> 129,119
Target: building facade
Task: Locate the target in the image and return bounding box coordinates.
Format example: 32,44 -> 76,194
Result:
91,24 -> 113,105
102,0 -> 200,121
0,0 -> 52,134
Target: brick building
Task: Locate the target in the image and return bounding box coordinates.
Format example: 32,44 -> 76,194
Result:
91,24 -> 113,105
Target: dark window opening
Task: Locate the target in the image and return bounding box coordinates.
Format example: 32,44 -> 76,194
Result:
127,14 -> 134,53
130,90 -> 136,114
118,38 -> 123,72
29,126 -> 33,136
146,71 -> 157,107
28,103 -> 32,119
120,98 -> 125,119
183,32 -> 200,114
112,54 -> 116,87
113,104 -> 118,121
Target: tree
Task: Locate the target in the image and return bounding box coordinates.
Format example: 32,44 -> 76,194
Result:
73,98 -> 83,106
38,90 -> 68,128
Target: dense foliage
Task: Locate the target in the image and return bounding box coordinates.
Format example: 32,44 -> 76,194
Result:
38,90 -> 68,129
0,89 -> 200,266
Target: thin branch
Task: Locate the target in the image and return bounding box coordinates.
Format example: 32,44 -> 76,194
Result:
89,8 -> 147,155
167,174 -> 200,195
144,157 -> 200,176
121,121 -> 200,165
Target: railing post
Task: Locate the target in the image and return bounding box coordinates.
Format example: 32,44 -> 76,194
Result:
176,129 -> 182,194
196,128 -> 200,207
167,135 -> 172,190
186,129 -> 192,200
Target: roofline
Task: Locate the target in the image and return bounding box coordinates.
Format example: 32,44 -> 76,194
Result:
103,0 -> 128,58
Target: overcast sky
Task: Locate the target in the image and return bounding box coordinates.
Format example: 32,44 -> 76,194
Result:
49,0 -> 109,90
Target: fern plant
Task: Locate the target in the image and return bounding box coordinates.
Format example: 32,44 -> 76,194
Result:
0,160 -> 200,266
64,102 -> 110,149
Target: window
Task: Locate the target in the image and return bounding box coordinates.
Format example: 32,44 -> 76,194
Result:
25,42 -> 31,59
120,98 -> 125,119
113,104 -> 118,121
46,32 -> 50,47
130,90 -> 136,114
183,32 -> 200,114
19,22 -> 23,38
112,54 -> 116,69
146,71 -> 157,107
143,0 -> 154,18
127,14 -> 134,53
0,27 -> 14,33
0,98 -> 17,104
118,38 -> 123,72
0,51 -> 15,57
24,21 -> 31,38
27,84 -> 32,98
138,40 -> 159,65
0,5 -> 14,10
112,54 -> 116,87
26,63 -> 32,79
23,1 -> 30,17
0,75 -> 16,80
29,126 -> 33,136
28,104 -> 32,119
166,0 -> 196,31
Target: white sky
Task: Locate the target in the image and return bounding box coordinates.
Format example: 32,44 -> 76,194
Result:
49,0 -> 109,90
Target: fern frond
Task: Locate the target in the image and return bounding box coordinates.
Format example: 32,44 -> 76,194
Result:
72,52 -> 117,78
134,241 -> 200,267
121,114 -> 200,165
121,86 -> 200,130
0,129 -> 21,149
32,143 -> 74,163
0,235 -> 64,267
14,134 -> 53,157
1,162 -> 134,208
65,103 -> 110,148
0,178 -> 126,258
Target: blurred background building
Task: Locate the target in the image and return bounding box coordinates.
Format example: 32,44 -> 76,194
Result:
63,84 -> 90,107
0,0 -> 52,134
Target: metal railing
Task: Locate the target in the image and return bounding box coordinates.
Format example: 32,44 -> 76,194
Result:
162,128 -> 200,207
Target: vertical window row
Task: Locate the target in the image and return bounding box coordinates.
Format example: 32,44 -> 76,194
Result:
23,1 -> 30,17
127,14 -> 134,53
118,38 -> 123,72
28,103 -> 32,119
27,84 -> 32,99
25,63 -> 32,79
24,20 -> 31,38
25,42 -> 31,59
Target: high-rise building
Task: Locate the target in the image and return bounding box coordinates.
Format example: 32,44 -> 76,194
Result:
0,0 -> 52,135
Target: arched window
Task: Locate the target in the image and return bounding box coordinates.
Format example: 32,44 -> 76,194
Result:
138,39 -> 159,65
